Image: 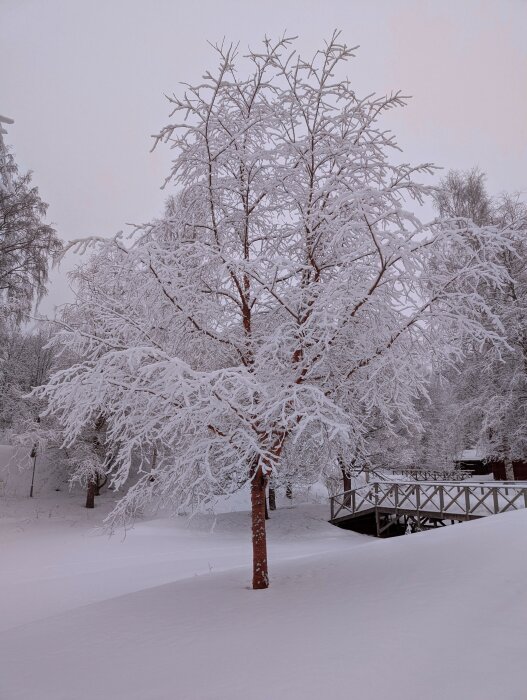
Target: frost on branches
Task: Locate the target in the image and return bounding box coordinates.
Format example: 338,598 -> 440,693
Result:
36,35 -> 511,589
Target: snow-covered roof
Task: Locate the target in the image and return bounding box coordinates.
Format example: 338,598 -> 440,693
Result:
456,448 -> 484,461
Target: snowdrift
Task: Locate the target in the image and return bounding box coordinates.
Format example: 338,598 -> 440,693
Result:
0,496 -> 525,699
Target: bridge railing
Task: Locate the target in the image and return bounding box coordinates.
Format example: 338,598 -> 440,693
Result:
330,481 -> 527,522
390,468 -> 473,481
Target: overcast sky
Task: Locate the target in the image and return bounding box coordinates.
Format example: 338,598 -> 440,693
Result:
1,0 -> 526,315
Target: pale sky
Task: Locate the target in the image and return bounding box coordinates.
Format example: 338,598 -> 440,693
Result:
1,0 -> 526,315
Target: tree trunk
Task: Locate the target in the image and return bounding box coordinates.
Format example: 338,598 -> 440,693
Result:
94,473 -> 107,496
149,445 -> 158,482
341,467 -> 351,494
285,483 -> 293,500
251,467 -> 269,589
85,479 -> 96,509
268,486 -> 276,511
340,466 -> 351,507
503,439 -> 515,481
29,446 -> 37,499
337,456 -> 352,506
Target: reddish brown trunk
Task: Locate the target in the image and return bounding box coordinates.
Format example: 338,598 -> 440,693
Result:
85,479 -> 96,509
251,468 -> 269,589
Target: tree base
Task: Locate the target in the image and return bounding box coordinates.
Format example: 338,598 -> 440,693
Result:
251,468 -> 269,589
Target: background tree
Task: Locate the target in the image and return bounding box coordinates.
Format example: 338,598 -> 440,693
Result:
0,326 -> 55,434
0,115 -> 62,447
0,120 -> 61,325
419,170 -> 527,475
434,168 -> 493,227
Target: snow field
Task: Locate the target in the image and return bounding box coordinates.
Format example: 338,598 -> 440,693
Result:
1,492 -> 526,699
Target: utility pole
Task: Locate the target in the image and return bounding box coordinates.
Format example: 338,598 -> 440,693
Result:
29,446 -> 37,498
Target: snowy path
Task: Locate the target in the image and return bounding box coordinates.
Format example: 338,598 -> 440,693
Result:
1,496 -> 526,699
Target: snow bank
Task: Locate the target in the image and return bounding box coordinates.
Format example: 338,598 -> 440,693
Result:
0,494 -> 361,632
0,496 -> 525,700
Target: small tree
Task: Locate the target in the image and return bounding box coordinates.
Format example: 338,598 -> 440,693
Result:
37,35 -> 509,588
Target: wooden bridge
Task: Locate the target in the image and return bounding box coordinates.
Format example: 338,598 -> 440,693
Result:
330,480 -> 527,537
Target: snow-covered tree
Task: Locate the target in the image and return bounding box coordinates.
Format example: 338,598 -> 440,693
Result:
0,118 -> 61,326
424,171 -> 527,474
412,369 -> 466,471
0,116 -> 62,443
434,168 -> 493,227
0,327 -> 55,434
36,35 -> 510,588
465,195 -> 527,469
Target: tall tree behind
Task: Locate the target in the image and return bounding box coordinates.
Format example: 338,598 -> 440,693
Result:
430,170 -> 527,470
434,168 -> 493,227
0,117 -> 61,436
0,119 -> 61,325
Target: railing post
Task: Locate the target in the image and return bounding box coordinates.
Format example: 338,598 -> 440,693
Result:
465,486 -> 471,516
374,481 -> 379,506
330,496 -> 334,520
439,485 -> 444,516
352,488 -> 356,514
493,487 -> 499,514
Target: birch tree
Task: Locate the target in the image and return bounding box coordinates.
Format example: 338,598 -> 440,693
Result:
36,35 -> 510,588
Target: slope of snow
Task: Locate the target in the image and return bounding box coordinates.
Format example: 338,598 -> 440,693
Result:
0,492 -> 362,632
0,494 -> 526,700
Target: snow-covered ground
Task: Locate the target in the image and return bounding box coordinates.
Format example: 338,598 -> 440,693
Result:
1,492 -> 526,700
